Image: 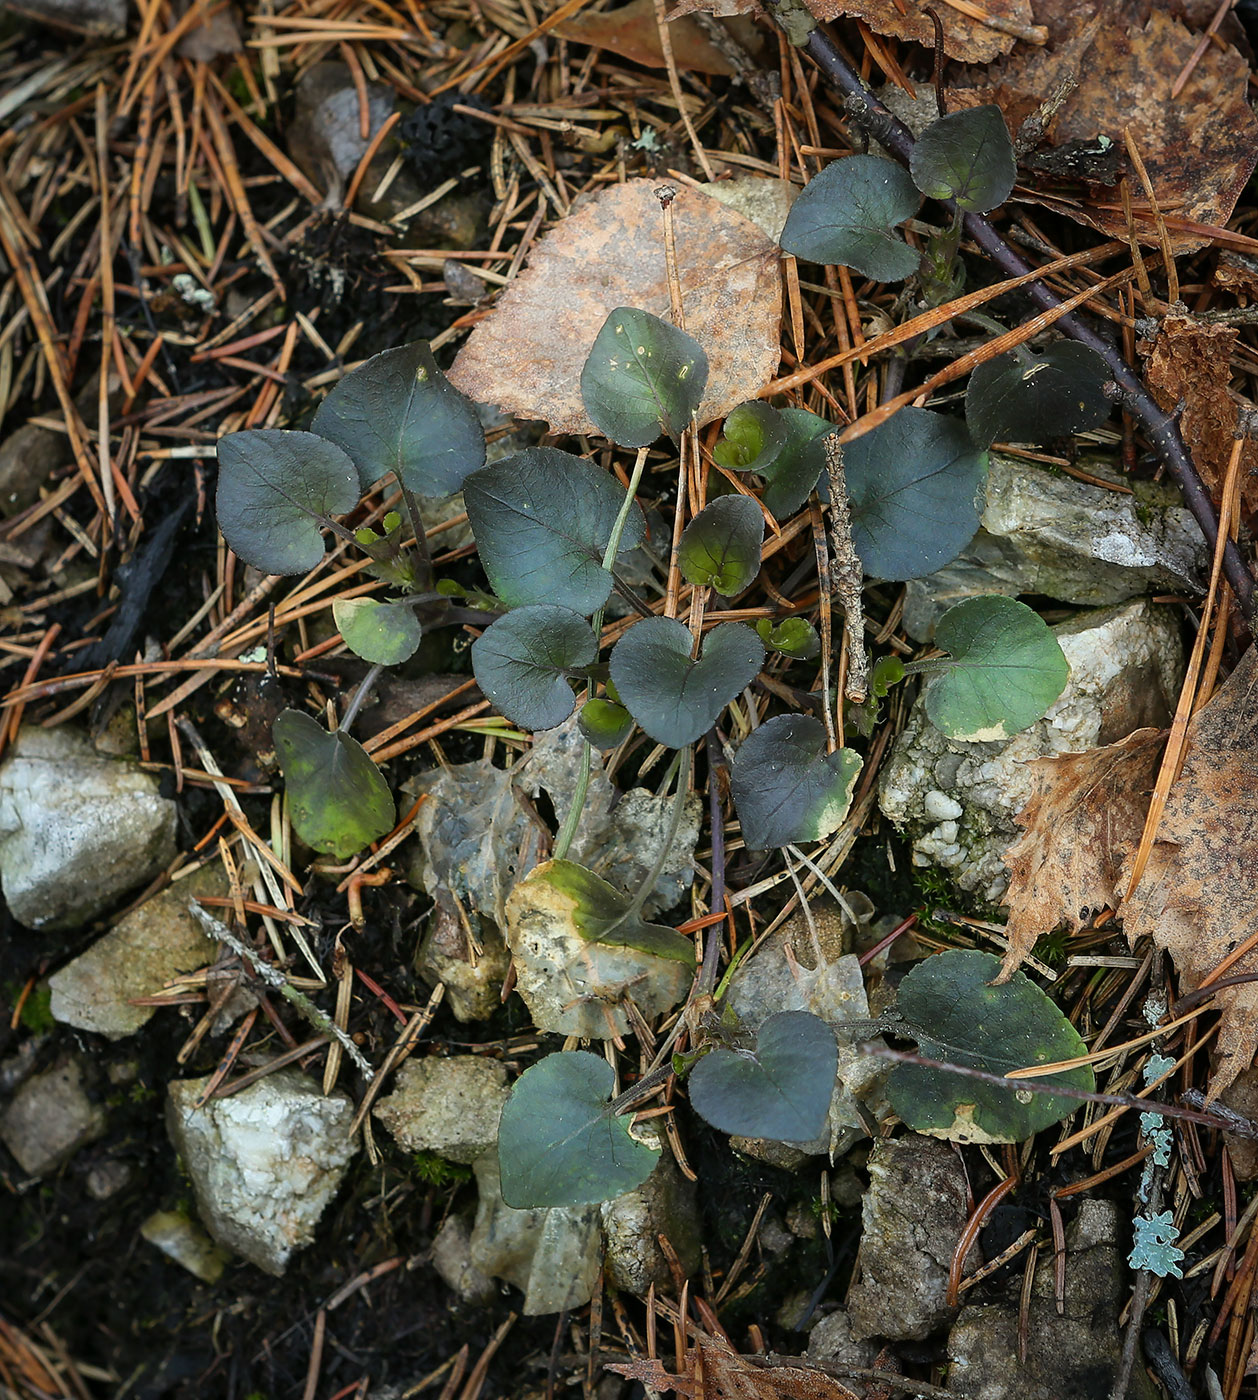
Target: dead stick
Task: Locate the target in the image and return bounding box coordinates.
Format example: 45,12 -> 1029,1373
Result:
822,435 -> 868,704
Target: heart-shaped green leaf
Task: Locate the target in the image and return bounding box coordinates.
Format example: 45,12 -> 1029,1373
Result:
216,430 -> 360,576
758,409 -> 836,519
779,154 -> 920,282
273,709 -> 395,858
965,342 -> 1112,449
333,597 -> 423,666
497,1051 -> 661,1209
844,407 -> 987,581
610,618 -> 764,749
580,307 -> 708,446
688,1011 -> 837,1142
679,496 -> 764,597
909,105 -> 1016,214
472,606 -> 596,732
731,716 -> 862,849
311,341 -> 486,493
755,617 -> 820,660
888,949 -> 1094,1143
712,402 -> 786,472
925,595 -> 1070,741
464,448 -> 645,615
579,697 -> 634,749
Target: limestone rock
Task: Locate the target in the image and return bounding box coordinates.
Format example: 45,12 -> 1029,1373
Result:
373,1055 -> 508,1164
288,63 -> 394,206
0,726 -> 177,930
601,1134 -> 701,1294
806,1310 -> 878,1371
49,866 -> 225,1037
166,1069 -> 357,1276
415,905 -> 511,1023
879,601 -> 1184,903
431,1215 -> 497,1304
140,1210 -> 230,1284
0,1054 -> 106,1176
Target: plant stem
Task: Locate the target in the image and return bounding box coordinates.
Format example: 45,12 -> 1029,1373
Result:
696,732 -> 728,997
340,664 -> 382,732
399,483 -> 434,589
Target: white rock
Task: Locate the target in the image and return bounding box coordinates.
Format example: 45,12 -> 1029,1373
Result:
879,601 -> 1184,902
923,790 -> 963,822
0,1054 -> 106,1176
0,726 -> 176,930
373,1055 -> 508,1164
601,1126 -> 701,1294
431,1215 -> 496,1304
166,1069 -> 357,1276
140,1210 -> 229,1283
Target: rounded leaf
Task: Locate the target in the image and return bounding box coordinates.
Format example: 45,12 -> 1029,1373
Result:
678,495 -> 764,597
609,617 -> 764,749
910,105 -> 1015,214
759,408 -> 837,519
965,342 -> 1112,449
580,307 -> 708,446
731,715 -> 862,849
472,606 -> 597,732
755,616 -> 821,660
712,402 -> 786,472
888,949 -> 1094,1143
844,407 -> 988,581
464,448 -> 645,615
579,697 -> 634,749
926,595 -> 1070,741
689,1012 -> 838,1142
780,155 -> 920,282
216,430 -> 360,576
333,597 -> 422,666
498,1051 -> 661,1208
311,341 -> 486,493
273,709 -> 395,858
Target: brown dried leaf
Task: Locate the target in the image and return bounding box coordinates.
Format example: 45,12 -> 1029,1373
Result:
448,180 -> 782,436
554,0 -> 758,74
607,1330 -> 858,1400
808,0 -> 1032,63
1143,312 -> 1258,519
1000,728 -> 1165,976
1122,647 -> 1258,1098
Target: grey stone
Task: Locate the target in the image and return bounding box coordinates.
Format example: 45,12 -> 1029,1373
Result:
0,423 -> 71,517
49,867 -> 225,1037
415,906 -> 511,1023
373,1055 -> 508,1164
86,1159 -> 133,1199
5,0 -> 126,35
0,1055 -> 106,1176
806,1310 -> 878,1371
166,1069 -> 357,1276
879,600 -> 1184,903
289,63 -> 395,206
140,1209 -> 230,1284
847,1134 -> 975,1342
431,1215 -> 497,1304
0,726 -> 177,930
601,1130 -> 701,1294
902,455 -> 1206,642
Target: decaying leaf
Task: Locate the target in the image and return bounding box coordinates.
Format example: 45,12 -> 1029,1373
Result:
807,0 -> 1033,63
553,0 -> 762,74
1123,647 -> 1258,1098
1000,728 -> 1165,974
448,180 -> 781,436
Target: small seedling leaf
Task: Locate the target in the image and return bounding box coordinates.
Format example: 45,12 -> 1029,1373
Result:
333,597 -> 423,666
712,402 -> 786,472
311,341 -> 486,494
926,595 -> 1069,741
755,617 -> 821,659
965,342 -> 1112,449
273,709 -> 395,858
887,948 -> 1094,1143
580,307 -> 708,446
610,617 -> 764,749
909,105 -> 1016,213
472,605 -> 596,732
498,1051 -> 661,1208
216,430 -> 360,575
678,495 -> 764,596
844,407 -> 987,580
579,697 -> 634,749
689,1011 -> 837,1142
731,715 -> 862,849
758,409 -> 836,519
464,448 -> 645,615
779,154 -> 920,282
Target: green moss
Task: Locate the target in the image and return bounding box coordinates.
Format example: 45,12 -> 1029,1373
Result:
409,1151 -> 472,1188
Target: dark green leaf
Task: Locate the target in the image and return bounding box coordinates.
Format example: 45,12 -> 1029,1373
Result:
909,105 -> 1015,214
731,716 -> 862,849
216,430 -> 360,576
678,496 -> 763,597
579,697 -> 634,749
844,407 -> 987,580
610,618 -> 764,749
472,606 -> 596,732
755,617 -> 820,660
333,597 -> 422,666
965,342 -> 1112,449
464,448 -> 645,615
273,709 -> 395,858
497,1051 -> 661,1208
779,155 -> 920,282
580,307 -> 708,446
888,949 -> 1094,1143
758,409 -> 836,519
925,595 -> 1070,741
712,402 -> 786,472
689,1012 -> 837,1142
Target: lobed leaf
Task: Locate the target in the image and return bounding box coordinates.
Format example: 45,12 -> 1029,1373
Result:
779,155 -> 920,282
909,105 -> 1016,213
